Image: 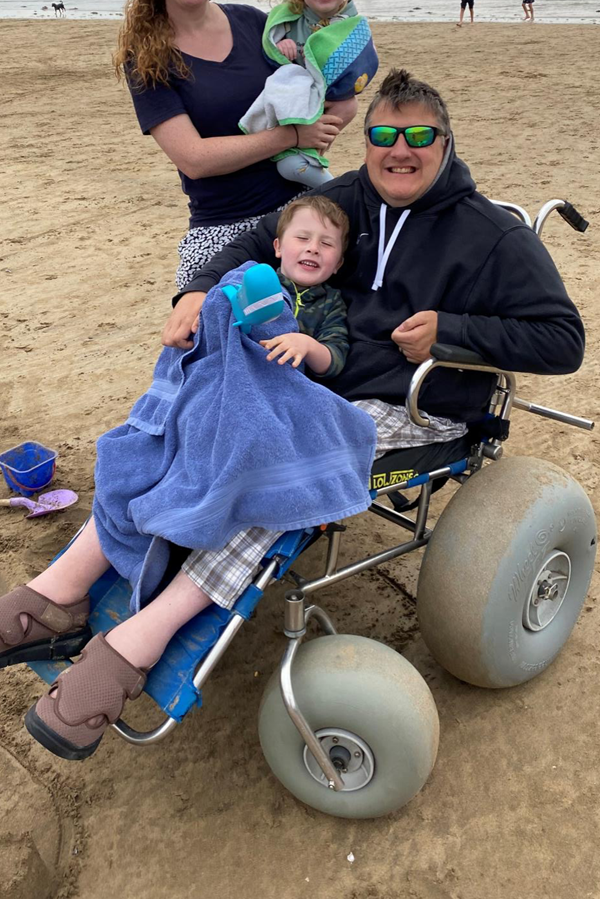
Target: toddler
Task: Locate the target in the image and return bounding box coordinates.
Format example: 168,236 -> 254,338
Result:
240,0 -> 378,188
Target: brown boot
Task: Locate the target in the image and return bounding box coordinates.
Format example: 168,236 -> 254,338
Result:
0,585 -> 91,669
25,633 -> 146,760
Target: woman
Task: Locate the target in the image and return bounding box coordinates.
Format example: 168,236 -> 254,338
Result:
114,0 -> 342,325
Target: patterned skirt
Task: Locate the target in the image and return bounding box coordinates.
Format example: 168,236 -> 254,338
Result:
175,194 -> 303,290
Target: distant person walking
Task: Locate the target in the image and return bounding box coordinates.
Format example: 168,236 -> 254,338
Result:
522,0 -> 535,20
457,0 -> 474,26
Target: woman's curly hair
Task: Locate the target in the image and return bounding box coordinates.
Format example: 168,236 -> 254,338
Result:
114,0 -> 191,88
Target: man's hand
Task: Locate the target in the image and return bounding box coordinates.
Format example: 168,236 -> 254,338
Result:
162,291 -> 207,349
391,311 -> 438,364
276,38 -> 298,60
260,332 -> 313,368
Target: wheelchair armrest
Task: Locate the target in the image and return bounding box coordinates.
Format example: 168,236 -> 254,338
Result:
431,343 -> 490,367
407,346 -> 517,429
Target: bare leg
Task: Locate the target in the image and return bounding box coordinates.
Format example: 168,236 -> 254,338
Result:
522,2 -> 530,18
25,513 -> 213,669
470,6 -> 474,22
530,4 -> 534,20
28,517 -> 110,604
105,571 -> 213,669
26,516 -> 213,668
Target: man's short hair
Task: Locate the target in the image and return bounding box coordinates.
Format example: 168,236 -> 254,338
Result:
364,68 -> 452,136
276,195 -> 350,255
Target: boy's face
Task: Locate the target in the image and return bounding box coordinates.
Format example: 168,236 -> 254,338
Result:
274,207 -> 344,288
303,0 -> 346,18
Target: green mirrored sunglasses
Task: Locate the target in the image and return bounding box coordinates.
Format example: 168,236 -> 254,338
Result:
367,125 -> 444,149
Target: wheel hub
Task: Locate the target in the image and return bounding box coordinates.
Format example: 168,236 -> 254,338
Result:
303,728 -> 375,791
523,550 -> 571,632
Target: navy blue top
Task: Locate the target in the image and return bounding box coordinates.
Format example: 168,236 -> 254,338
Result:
127,4 -> 298,228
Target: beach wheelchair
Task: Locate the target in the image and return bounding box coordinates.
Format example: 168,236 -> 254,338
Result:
29,198 -> 596,820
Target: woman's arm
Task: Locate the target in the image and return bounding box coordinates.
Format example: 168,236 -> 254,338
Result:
151,113 -> 343,180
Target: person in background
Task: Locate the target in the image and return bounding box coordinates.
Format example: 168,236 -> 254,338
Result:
522,0 -> 535,21
457,0 -> 475,26
114,0 -> 343,292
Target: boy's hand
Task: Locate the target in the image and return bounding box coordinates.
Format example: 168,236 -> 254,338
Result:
162,291 -> 206,349
391,311 -> 438,364
260,333 -> 312,368
276,38 -> 298,60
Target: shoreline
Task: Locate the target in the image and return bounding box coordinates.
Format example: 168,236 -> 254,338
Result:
3,13 -> 600,22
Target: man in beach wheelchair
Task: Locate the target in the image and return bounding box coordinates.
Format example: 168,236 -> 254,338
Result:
1,68 -> 595,821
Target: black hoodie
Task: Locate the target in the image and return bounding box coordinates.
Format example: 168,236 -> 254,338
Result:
176,142 -> 585,422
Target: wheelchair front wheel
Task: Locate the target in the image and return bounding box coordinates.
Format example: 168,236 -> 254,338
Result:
258,634 -> 439,819
417,456 -> 597,689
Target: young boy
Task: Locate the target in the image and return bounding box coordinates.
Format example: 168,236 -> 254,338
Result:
260,194 -> 350,378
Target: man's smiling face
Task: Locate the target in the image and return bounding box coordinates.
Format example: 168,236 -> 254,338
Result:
365,101 -> 446,207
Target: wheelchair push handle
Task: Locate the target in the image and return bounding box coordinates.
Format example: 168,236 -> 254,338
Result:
534,199 -> 590,236
557,202 -> 589,233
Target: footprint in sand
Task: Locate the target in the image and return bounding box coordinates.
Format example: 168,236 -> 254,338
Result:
0,743 -> 77,898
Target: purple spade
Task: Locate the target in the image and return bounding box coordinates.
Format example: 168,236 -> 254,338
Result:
0,489 -> 78,519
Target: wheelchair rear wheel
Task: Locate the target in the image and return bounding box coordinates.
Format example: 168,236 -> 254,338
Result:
258,634 -> 439,819
417,456 -> 597,688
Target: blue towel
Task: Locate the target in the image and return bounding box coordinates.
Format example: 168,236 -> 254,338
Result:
93,263 -> 376,611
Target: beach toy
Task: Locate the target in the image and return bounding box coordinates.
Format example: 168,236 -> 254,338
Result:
222,264 -> 285,334
0,442 -> 58,497
0,489 -> 78,519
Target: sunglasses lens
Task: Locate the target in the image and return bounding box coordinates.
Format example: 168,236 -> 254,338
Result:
369,127 -> 398,147
404,126 -> 436,148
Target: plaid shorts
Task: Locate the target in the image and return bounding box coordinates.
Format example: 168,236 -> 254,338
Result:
182,400 -> 467,609
354,398 -> 467,460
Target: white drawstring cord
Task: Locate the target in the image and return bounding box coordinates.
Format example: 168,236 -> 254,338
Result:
371,205 -> 411,291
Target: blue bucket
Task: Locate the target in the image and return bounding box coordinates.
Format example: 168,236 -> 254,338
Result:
0,442 -> 58,497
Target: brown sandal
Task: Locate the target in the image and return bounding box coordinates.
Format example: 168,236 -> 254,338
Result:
25,633 -> 146,760
0,585 -> 91,669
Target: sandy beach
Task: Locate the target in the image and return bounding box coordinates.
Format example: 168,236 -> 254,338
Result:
2,17 -> 600,899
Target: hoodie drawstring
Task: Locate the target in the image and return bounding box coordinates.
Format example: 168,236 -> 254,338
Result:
372,205 -> 411,291
291,282 -> 311,317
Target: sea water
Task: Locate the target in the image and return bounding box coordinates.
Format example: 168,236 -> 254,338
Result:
0,0 -> 599,22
